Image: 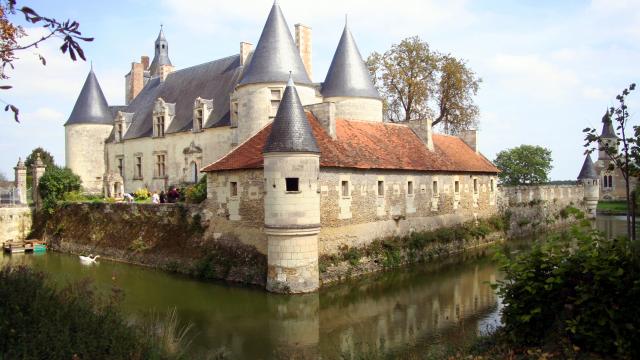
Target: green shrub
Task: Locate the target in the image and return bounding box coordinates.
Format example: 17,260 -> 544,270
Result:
494,227 -> 640,357
185,176 -> 207,204
38,166 -> 82,213
133,188 -> 150,201
61,190 -> 87,202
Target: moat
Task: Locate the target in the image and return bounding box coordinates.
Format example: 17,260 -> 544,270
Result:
0,215 -> 628,358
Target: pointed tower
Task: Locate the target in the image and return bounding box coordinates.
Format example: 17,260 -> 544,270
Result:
149,26 -> 173,77
233,2 -> 321,144
64,68 -> 113,194
263,75 -> 321,294
578,154 -> 599,218
321,21 -> 383,122
598,110 -> 618,160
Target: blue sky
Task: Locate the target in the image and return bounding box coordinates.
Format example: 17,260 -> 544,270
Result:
1,0 -> 639,180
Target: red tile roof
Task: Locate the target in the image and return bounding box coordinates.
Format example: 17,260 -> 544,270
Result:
202,114 -> 499,174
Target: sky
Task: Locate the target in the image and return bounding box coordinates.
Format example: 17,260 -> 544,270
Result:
1,0 -> 639,181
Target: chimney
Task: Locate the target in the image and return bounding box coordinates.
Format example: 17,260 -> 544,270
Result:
158,64 -> 175,82
240,42 -> 253,66
408,119 -> 434,151
295,23 -> 312,80
140,56 -> 150,70
306,102 -> 336,140
460,129 -> 478,153
127,62 -> 144,105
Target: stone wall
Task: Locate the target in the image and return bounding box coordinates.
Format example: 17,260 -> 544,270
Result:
0,206 -> 31,243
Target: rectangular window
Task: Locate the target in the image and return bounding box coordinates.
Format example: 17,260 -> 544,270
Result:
341,180 -> 349,197
473,179 -> 478,193
117,157 -> 124,177
117,123 -> 123,141
230,181 -> 238,197
135,156 -> 142,179
490,179 -> 495,192
155,154 -> 166,177
285,177 -> 299,192
155,116 -> 165,137
270,89 -> 281,100
432,180 -> 438,195
454,180 -> 460,193
407,181 -> 414,195
377,180 -> 384,196
195,109 -> 203,131
269,88 -> 282,118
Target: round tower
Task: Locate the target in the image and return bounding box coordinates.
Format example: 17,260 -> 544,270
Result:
321,22 -> 383,122
64,68 -> 114,194
578,153 -> 599,218
263,75 -> 321,294
233,2 -> 321,144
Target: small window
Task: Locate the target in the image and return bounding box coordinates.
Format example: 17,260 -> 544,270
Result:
407,181 -> 414,195
377,180 -> 384,196
473,179 -> 478,193
155,154 -> 166,177
270,100 -> 280,117
195,108 -> 203,131
608,175 -> 613,188
155,116 -> 165,137
270,89 -> 281,100
432,180 -> 438,195
454,181 -> 460,193
341,180 -> 349,197
285,178 -> 299,192
135,156 -> 142,179
117,157 -> 124,177
490,179 -> 495,192
230,181 -> 238,197
117,123 -> 123,141
269,88 -> 282,118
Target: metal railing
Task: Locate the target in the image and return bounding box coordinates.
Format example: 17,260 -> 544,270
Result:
0,187 -> 25,207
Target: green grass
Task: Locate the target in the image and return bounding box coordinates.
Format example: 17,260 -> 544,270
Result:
597,200 -> 628,214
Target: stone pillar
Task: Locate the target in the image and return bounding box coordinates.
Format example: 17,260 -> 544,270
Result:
31,154 -> 46,209
13,157 -> 27,205
240,41 -> 253,66
582,179 -> 599,218
264,153 -> 320,293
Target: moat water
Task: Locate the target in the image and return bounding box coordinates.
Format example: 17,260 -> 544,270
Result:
0,215 -> 630,359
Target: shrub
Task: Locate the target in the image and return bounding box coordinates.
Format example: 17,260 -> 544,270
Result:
62,190 -> 87,202
494,227 -> 640,357
184,176 -> 207,204
133,188 -> 150,201
38,166 -> 82,213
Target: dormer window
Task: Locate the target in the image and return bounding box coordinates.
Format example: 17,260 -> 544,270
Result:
193,97 -> 213,133
153,98 -> 174,138
195,109 -> 203,130
114,111 -> 133,142
155,115 -> 165,137
117,123 -> 123,141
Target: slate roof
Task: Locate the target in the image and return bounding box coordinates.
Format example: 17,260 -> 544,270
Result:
121,55 -> 243,140
577,154 -> 598,180
321,25 -> 380,99
203,115 -> 499,173
264,77 -> 319,153
65,69 -> 113,126
149,27 -> 172,76
600,111 -> 617,139
238,3 -> 311,85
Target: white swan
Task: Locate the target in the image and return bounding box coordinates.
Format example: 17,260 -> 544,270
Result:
79,254 -> 100,263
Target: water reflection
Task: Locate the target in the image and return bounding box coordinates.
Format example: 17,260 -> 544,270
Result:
0,215 -> 628,358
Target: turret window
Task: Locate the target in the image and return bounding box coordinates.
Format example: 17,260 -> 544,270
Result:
269,88 -> 282,119
285,178 -> 299,192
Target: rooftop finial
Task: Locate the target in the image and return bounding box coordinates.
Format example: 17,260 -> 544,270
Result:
90,60 -> 93,71
345,14 -> 348,27
287,71 -> 294,87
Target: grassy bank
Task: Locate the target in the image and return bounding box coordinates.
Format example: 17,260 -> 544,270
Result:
597,200 -> 628,215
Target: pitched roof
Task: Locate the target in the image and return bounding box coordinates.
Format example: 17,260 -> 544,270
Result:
577,154 -> 598,180
121,55 -> 243,140
65,69 -> 113,126
203,115 -> 499,173
600,111 -> 617,139
238,3 -> 311,85
321,25 -> 380,99
264,77 -> 319,153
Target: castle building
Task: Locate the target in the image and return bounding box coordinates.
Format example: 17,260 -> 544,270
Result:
64,2 -> 501,292
594,112 -> 637,200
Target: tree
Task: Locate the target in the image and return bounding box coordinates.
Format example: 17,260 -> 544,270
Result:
38,166 -> 81,213
584,83 -> 638,240
0,171 -> 7,181
1,1 -> 93,122
366,36 -> 481,134
25,146 -> 54,169
494,145 -> 553,185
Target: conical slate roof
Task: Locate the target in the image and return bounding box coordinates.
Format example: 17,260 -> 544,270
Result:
149,27 -> 172,76
65,68 -> 112,126
239,3 -> 311,85
600,111 -> 617,139
577,154 -> 598,180
264,76 -> 319,153
321,24 -> 379,99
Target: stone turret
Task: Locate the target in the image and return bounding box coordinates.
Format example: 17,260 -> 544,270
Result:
321,21 -> 383,122
64,67 -> 113,194
31,154 -> 46,209
233,2 -> 321,144
149,26 -> 173,78
263,74 -> 321,294
598,111 -> 618,160
578,153 -> 599,218
13,158 -> 27,204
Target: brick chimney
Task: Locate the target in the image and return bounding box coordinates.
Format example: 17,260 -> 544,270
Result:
127,62 -> 144,105
460,129 -> 478,153
240,42 -> 253,66
141,56 -> 150,70
295,23 -> 312,80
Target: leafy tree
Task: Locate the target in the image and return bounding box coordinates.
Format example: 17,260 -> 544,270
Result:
0,171 -> 7,182
366,36 -> 481,134
25,146 -> 55,169
494,145 -> 553,185
38,166 -> 81,213
583,83 -> 638,240
1,0 -> 93,122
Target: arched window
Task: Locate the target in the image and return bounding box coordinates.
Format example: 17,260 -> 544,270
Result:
603,175 -> 608,188
191,162 -> 198,183
608,175 -> 613,188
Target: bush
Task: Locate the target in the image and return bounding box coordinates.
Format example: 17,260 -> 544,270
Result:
494,226 -> 640,357
38,166 -> 82,213
184,176 -> 207,204
133,188 -> 150,201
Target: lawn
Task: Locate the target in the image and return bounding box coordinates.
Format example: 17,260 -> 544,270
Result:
597,200 -> 628,215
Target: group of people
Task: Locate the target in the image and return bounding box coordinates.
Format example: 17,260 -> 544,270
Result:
122,187 -> 181,204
